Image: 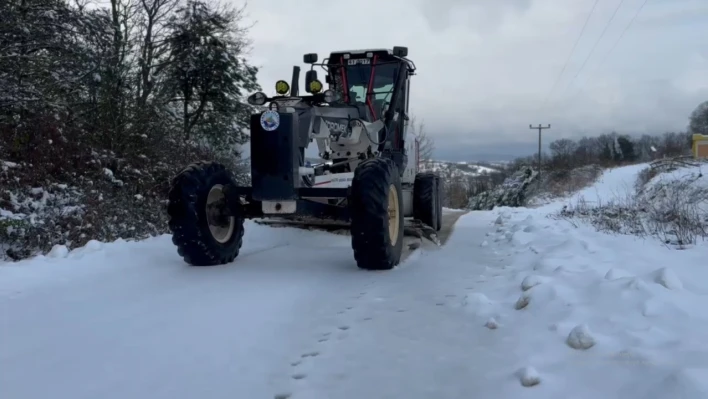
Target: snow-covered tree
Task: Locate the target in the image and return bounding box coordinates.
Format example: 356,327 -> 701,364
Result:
163,0 -> 260,153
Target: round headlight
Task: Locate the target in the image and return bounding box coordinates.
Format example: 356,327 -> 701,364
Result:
247,91 -> 267,106
309,79 -> 323,94
275,80 -> 290,95
323,89 -> 337,103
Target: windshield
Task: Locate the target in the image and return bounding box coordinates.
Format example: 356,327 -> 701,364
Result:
329,60 -> 399,119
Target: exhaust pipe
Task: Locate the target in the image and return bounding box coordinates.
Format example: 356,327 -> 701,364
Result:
291,66 -> 300,96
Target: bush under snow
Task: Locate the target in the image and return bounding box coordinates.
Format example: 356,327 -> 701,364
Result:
556,160 -> 708,248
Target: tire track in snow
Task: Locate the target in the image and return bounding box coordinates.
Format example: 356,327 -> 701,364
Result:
234,243 -> 291,260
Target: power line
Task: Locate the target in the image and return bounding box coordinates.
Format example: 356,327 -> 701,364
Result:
540,0 -> 600,108
571,0 -> 650,99
559,0 -> 627,98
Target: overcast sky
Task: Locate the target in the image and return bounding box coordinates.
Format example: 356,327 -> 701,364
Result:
240,0 -> 708,161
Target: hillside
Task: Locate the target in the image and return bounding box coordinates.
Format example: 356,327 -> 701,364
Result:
422,160 -> 505,178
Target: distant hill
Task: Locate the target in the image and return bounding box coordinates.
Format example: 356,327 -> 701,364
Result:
421,160 -> 505,179
301,158 -> 508,179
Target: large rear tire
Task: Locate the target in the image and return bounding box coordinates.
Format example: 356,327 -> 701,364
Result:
350,158 -> 404,271
414,172 -> 440,231
167,161 -> 245,266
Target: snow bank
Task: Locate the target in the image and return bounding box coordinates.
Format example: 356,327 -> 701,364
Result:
467,204 -> 708,398
0,220 -> 340,293
0,152 -> 169,261
557,163 -> 708,247
429,164 -> 708,397
639,163 -> 708,215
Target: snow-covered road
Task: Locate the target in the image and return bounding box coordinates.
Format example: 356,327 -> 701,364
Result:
0,223 -> 400,399
1,210 -> 492,399
3,163 -> 708,399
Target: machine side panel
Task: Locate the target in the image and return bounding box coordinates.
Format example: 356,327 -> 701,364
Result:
401,137 -> 418,184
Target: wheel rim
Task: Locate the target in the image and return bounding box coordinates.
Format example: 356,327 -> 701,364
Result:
388,184 -> 400,246
206,184 -> 235,244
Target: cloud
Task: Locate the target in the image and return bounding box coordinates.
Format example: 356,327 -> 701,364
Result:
417,0 -> 533,32
239,0 -> 708,161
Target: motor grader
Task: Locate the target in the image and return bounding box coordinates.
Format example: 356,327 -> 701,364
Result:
167,46 -> 443,270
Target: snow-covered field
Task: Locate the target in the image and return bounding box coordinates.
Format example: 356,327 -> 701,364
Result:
2,164 -> 708,398
423,160 -> 501,178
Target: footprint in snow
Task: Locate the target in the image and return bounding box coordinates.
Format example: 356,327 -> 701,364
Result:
514,292 -> 531,310
566,324 -> 596,350
517,366 -> 541,387
291,373 -> 307,380
301,351 -> 320,358
521,275 -> 547,291
338,325 -> 350,331
485,317 -> 499,329
274,393 -> 292,399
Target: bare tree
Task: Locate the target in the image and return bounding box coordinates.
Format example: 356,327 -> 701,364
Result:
408,116 -> 435,168
134,0 -> 177,108
573,136 -> 600,165
549,138 -> 577,169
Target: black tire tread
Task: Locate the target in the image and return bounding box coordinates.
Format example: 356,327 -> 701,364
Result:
414,172 -> 439,230
167,161 -> 245,266
350,158 -> 404,271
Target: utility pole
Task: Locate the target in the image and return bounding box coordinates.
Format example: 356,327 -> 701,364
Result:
529,124 -> 551,179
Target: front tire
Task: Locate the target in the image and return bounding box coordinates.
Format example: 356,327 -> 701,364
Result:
350,158 -> 404,271
167,161 -> 245,266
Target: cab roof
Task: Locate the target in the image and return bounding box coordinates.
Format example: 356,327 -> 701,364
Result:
328,49 -> 392,57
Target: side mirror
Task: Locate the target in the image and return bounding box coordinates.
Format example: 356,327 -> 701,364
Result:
393,46 -> 408,57
303,53 -> 318,64
305,70 -> 318,93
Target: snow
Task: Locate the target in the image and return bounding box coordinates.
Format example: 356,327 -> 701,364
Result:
641,163 -> 708,214
1,160 -> 19,171
565,163 -> 648,208
2,164 -> 708,398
